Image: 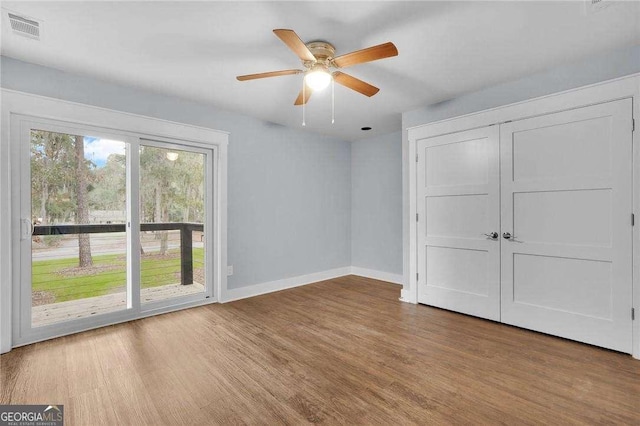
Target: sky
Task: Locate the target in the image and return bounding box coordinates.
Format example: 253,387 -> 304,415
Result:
83,137 -> 126,168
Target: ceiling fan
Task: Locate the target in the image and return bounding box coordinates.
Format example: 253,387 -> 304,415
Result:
236,29 -> 398,106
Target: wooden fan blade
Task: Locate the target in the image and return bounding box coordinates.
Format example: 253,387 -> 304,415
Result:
332,72 -> 379,97
294,86 -> 313,105
236,69 -> 302,81
273,29 -> 316,62
333,42 -> 398,68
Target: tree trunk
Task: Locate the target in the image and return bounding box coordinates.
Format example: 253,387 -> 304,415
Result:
139,191 -> 145,256
160,206 -> 169,256
75,135 -> 93,267
182,186 -> 190,222
40,183 -> 48,225
155,183 -> 168,256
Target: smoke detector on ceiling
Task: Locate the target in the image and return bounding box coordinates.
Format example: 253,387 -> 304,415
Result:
6,11 -> 41,40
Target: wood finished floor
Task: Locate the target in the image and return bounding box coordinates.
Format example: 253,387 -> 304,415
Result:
1,275 -> 639,425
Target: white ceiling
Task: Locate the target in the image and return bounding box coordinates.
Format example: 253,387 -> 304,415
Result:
2,1 -> 639,141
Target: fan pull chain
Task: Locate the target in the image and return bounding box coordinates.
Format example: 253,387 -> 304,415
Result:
302,81 -> 306,127
331,78 -> 335,124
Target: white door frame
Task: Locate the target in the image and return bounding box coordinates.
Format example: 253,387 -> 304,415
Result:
15,117 -> 139,342
406,74 -> 640,359
137,138 -> 216,312
0,89 -> 228,352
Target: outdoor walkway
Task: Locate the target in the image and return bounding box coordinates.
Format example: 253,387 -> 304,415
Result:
32,283 -> 205,327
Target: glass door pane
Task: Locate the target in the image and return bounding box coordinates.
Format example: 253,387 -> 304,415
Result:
139,143 -> 207,304
30,130 -> 129,327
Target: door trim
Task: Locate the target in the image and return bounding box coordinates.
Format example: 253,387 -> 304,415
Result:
0,90 -> 228,352
406,74 -> 640,359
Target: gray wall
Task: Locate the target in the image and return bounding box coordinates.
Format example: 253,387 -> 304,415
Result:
1,57 -> 352,289
403,44 -> 640,128
4,44 -> 639,290
351,131 -> 402,275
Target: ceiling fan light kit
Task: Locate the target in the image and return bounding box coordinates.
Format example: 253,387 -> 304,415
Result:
304,65 -> 332,91
236,29 -> 398,125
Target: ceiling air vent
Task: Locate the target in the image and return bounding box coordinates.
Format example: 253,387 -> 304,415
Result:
8,12 -> 40,40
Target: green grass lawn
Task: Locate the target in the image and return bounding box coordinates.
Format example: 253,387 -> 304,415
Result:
32,248 -> 204,302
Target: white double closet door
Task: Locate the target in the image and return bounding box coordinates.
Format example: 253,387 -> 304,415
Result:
417,99 -> 633,353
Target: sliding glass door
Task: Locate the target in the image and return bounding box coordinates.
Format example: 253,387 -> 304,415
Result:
28,128 -> 130,328
139,141 -> 208,305
16,118 -> 214,342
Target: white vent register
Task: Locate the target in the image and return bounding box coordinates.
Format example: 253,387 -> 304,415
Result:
8,12 -> 40,40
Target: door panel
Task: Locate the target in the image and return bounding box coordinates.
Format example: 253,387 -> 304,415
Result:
501,99 -> 633,353
139,142 -> 208,305
417,126 -> 500,321
513,254 -> 613,319
28,129 -> 130,328
426,246 -> 490,296
511,116 -> 612,181
513,189 -> 611,247
426,195 -> 488,239
426,137 -> 489,186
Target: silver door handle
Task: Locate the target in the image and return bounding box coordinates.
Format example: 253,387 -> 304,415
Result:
483,232 -> 499,240
503,232 -> 514,240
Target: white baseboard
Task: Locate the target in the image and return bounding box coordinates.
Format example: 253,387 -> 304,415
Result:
222,267 -> 351,303
222,266 -> 405,303
400,288 -> 418,304
350,266 -> 404,285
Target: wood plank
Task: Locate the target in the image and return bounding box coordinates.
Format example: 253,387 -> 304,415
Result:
2,276 -> 639,424
32,283 -> 205,327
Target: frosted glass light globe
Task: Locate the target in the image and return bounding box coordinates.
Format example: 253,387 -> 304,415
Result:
304,68 -> 332,91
